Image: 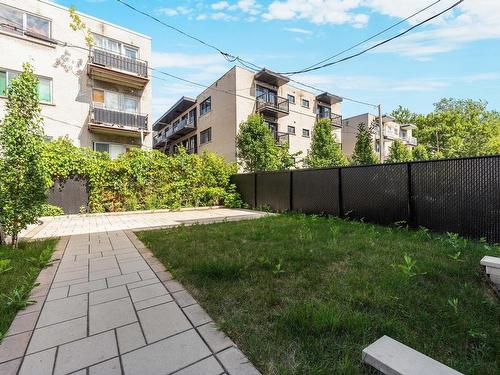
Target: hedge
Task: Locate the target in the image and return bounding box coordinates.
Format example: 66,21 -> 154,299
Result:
42,138 -> 242,213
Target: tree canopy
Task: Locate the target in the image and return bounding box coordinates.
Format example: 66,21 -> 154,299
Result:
304,119 -> 348,168
351,123 -> 380,165
386,139 -> 412,163
236,114 -> 298,172
391,99 -> 500,158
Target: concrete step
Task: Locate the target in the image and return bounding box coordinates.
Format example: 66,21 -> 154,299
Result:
486,266 -> 500,277
362,336 -> 463,375
480,256 -> 500,268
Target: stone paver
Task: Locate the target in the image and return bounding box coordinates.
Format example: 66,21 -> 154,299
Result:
1,208 -> 265,374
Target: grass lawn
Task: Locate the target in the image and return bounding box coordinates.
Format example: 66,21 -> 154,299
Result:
0,239 -> 58,338
137,214 -> 500,375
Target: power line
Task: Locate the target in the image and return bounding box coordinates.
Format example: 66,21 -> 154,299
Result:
113,0 -> 376,107
279,0 -> 464,75
294,0 -> 443,74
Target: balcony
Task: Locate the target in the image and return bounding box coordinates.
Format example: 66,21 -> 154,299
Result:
89,107 -> 148,138
256,93 -> 289,118
402,136 -> 418,146
165,118 -> 197,141
88,49 -> 149,89
317,112 -> 343,128
153,132 -> 168,149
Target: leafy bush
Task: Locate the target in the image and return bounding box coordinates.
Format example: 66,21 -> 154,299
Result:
43,138 -> 242,213
40,204 -> 64,216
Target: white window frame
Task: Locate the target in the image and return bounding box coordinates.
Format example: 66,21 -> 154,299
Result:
93,141 -> 138,159
93,33 -> 140,59
0,68 -> 53,104
92,88 -> 140,113
0,4 -> 52,39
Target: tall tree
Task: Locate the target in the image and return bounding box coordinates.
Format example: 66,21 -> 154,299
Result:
0,63 -> 47,246
351,123 -> 380,165
305,119 -> 348,168
236,114 -> 298,172
386,139 -> 412,163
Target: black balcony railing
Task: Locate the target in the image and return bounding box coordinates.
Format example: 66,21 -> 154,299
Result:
91,107 -> 148,130
317,112 -> 342,128
256,93 -> 290,114
90,49 -> 148,78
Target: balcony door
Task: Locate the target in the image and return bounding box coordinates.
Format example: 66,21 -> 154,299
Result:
93,89 -> 139,114
256,85 -> 277,104
318,104 -> 331,118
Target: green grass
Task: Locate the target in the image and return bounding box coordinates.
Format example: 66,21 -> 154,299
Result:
0,239 -> 58,338
137,214 -> 500,375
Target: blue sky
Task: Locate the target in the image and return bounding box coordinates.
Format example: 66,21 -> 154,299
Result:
55,0 -> 500,120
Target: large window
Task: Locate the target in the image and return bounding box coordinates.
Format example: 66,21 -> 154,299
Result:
92,88 -> 139,113
200,97 -> 211,116
93,34 -> 139,59
200,128 -> 212,144
93,142 -> 137,159
0,69 -> 52,103
0,4 -> 51,39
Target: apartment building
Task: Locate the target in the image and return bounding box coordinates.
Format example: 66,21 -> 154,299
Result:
0,0 -> 152,158
342,113 -> 417,161
153,66 -> 343,164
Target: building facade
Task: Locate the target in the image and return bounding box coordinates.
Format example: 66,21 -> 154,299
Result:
153,66 -> 343,165
342,113 -> 417,161
0,0 -> 152,158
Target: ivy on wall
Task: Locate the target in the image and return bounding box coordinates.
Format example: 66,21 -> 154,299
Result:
42,138 -> 242,213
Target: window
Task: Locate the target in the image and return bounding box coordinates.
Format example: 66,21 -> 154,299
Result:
200,97 -> 211,116
188,108 -> 196,124
93,142 -> 136,159
287,94 -> 295,104
38,77 -> 52,103
287,126 -> 295,134
0,4 -> 51,39
302,129 -> 310,137
200,128 -> 212,144
0,69 -> 52,103
94,142 -> 110,154
301,98 -> 310,108
93,34 -> 139,59
92,88 -> 139,113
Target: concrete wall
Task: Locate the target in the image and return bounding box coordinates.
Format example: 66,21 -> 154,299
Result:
0,0 -> 152,151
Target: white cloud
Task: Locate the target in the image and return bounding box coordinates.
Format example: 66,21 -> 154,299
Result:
211,1 -> 230,10
158,6 -> 191,17
284,27 -> 312,35
264,0 -> 368,26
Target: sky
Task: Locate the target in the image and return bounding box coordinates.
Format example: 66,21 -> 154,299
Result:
55,0 -> 500,120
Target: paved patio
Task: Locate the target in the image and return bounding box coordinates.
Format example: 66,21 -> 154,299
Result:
0,208 -> 266,374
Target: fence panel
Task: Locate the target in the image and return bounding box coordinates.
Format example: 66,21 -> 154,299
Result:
48,176 -> 89,214
292,168 -> 340,215
412,156 -> 500,243
256,172 -> 290,211
341,164 -> 409,224
231,174 -> 255,208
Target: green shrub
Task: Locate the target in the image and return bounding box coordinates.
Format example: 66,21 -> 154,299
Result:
40,204 -> 64,216
43,138 -> 241,213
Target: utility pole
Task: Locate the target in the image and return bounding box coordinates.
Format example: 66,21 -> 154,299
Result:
378,104 -> 383,162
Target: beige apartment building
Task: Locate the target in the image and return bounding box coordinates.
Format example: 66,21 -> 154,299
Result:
342,113 -> 417,161
153,66 -> 343,164
0,0 -> 152,158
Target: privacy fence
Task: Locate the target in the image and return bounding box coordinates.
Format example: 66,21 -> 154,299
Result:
231,155 -> 500,243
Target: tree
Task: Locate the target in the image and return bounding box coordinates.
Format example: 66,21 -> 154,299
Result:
391,105 -> 416,124
236,114 -> 298,172
386,139 -> 412,163
0,63 -> 47,247
412,144 -> 429,161
351,123 -> 379,165
393,99 -> 500,158
304,119 -> 348,168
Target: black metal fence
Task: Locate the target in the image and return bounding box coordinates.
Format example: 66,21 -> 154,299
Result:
231,155 -> 500,243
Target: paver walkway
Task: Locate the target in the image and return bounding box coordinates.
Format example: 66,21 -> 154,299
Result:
0,209 -> 266,375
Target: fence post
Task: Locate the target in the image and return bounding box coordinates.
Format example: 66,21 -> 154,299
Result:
289,171 -> 293,212
338,167 -> 344,218
407,162 -> 416,228
253,173 -> 258,209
